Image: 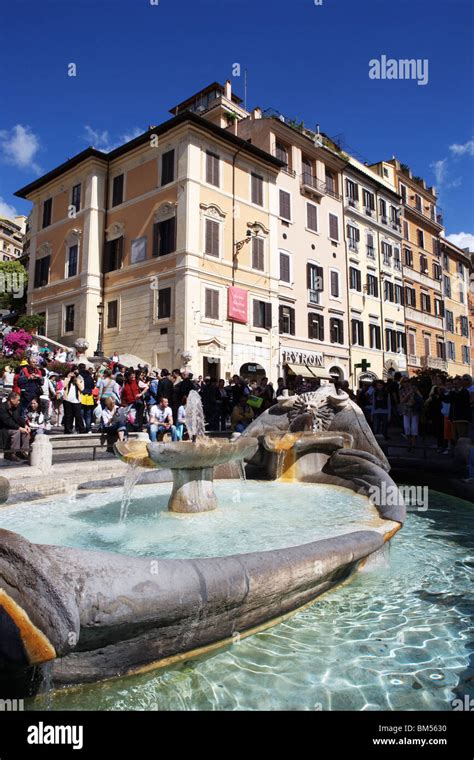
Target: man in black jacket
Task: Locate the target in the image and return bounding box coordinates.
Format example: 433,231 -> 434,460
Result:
0,392 -> 31,462
157,369 -> 174,403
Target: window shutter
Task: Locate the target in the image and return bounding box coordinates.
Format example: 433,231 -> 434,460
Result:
289,308 -> 295,335
152,223 -> 160,257
161,150 -> 175,185
330,270 -> 339,297
253,300 -> 259,327
319,315 -> 325,341
279,190 -> 291,220
307,263 -> 312,289
205,289 -> 212,318
308,313 -> 313,339
280,252 -> 290,282
34,259 -> 41,288
329,214 -> 339,241
264,302 -> 272,329
206,152 -> 219,186
251,174 -> 263,205
252,238 -> 264,270
316,265 -> 324,292
116,237 -> 123,269
307,203 -> 317,231
205,219 -> 219,256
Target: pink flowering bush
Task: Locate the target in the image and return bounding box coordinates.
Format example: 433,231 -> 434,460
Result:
2,329 -> 32,357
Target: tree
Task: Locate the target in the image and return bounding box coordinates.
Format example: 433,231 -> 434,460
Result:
16,314 -> 45,333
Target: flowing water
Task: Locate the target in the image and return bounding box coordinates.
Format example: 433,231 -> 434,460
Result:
119,460 -> 142,522
185,390 -> 206,439
0,485 -> 471,711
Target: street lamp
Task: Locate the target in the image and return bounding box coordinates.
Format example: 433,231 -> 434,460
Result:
94,302 -> 104,357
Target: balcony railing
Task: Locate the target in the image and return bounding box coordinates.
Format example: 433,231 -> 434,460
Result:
348,240 -> 359,252
367,246 -> 375,259
308,289 -> 320,304
421,355 -> 448,371
364,207 -> 375,218
407,354 -> 421,366
301,172 -> 326,195
402,199 -> 444,227
380,216 -> 388,225
393,259 -> 402,271
346,197 -> 359,210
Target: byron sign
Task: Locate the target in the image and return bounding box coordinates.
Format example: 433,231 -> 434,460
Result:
281,349 -> 324,367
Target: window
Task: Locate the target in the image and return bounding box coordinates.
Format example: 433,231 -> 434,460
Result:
433,262 -> 442,280
400,184 -> 407,204
460,315 -> 469,337
279,305 -> 295,335
346,179 -> 359,203
457,261 -> 464,278
404,247 -> 413,267
306,203 -> 318,232
275,142 -> 288,166
417,229 -> 424,249
420,292 -> 431,313
385,329 -> 398,353
443,252 -> 450,271
403,220 -> 409,241
302,156 -> 314,184
443,275 -> 451,298
66,244 -> 78,278
434,298 -> 445,317
205,288 -> 219,320
419,254 -> 429,274
330,317 -> 344,344
369,324 -> 381,349
325,169 -> 336,195
153,218 -> 176,257
308,312 -> 324,341
253,300 -> 272,329
347,224 -> 360,251
307,263 -> 323,303
382,241 -> 392,265
432,237 -> 440,257
279,251 -> 290,283
415,194 -> 422,211
366,273 -> 378,297
437,340 -> 445,359
252,237 -> 264,271
384,280 -> 394,302
206,151 -> 220,187
107,300 -> 118,329
112,175 -> 124,206
203,218 -> 219,257
36,312 -> 46,336
445,310 -> 454,332
393,248 -> 401,270
367,233 -> 375,258
158,287 -> 171,319
71,184 -> 81,213
104,237 -> 123,272
447,341 -> 456,361
405,286 -> 416,307
423,333 -> 431,356
42,198 -> 52,229
408,331 -> 416,355
161,150 -> 175,185
394,283 -> 404,305
351,319 -> 364,346
362,189 -> 375,211
64,304 -> 75,333
462,345 -> 470,364
328,213 -> 339,241
34,255 -> 50,288
330,270 -> 340,298
379,198 -> 387,222
279,190 -> 291,221
390,206 -> 399,228
130,236 -> 147,264
349,267 -> 361,291
251,173 -> 263,206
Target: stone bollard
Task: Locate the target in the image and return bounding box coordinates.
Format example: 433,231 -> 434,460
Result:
0,475 -> 10,503
30,431 -> 53,475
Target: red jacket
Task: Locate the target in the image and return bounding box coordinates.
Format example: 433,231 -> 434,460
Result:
121,380 -> 140,406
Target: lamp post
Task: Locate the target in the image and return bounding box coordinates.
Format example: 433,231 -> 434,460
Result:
94,302 -> 104,357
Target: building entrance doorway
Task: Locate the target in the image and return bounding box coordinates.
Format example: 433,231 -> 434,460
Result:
203,356 -> 220,379
239,362 -> 266,383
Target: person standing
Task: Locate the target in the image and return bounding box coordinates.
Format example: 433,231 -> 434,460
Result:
216,379 -> 229,431
399,377 -> 423,450
78,364 -> 95,433
370,380 -> 391,439
449,376 -> 471,442
62,370 -> 86,434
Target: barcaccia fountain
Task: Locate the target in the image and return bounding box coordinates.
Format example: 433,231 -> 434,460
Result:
0,386 -> 405,697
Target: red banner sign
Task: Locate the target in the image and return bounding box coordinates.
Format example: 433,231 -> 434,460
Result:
227,286 -> 248,323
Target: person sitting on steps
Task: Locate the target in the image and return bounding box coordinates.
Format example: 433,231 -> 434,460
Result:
0,391 -> 31,462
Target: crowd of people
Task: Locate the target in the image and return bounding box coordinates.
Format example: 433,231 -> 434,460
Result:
0,347 -> 472,462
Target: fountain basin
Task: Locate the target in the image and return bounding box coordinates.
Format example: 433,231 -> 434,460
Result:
115,437 -> 258,513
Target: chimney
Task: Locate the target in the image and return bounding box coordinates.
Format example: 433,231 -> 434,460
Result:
224,79 -> 232,100
252,107 -> 262,120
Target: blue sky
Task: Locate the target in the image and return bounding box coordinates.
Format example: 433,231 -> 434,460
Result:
1,0 -> 473,246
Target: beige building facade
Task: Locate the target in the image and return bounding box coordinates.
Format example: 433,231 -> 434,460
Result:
0,215 -> 27,262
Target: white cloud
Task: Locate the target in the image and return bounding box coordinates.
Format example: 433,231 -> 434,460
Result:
446,232 -> 474,251
0,197 -> 18,219
0,125 -> 41,173
430,158 -> 447,185
449,138 -> 474,157
84,125 -> 143,152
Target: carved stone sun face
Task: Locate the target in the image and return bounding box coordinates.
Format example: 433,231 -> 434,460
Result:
287,390 -> 336,432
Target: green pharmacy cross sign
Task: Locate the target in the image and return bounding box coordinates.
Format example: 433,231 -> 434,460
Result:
354,359 -> 371,372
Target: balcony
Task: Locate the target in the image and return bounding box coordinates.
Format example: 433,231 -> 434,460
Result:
407,354 -> 421,367
421,355 -> 448,372
348,240 -> 359,253
367,246 -> 375,259
402,199 -> 444,230
393,259 -> 402,271
380,215 -> 388,225
301,172 -> 326,197
345,197 -> 359,210
402,266 -> 442,291
364,207 -> 375,219
308,288 -> 320,305
390,220 -> 401,233
405,306 -> 444,330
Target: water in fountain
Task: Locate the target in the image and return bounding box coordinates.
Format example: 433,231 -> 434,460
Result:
120,459 -> 142,522
185,390 -> 206,440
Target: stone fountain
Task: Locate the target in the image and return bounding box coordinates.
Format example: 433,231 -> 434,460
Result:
0,385 -> 405,697
114,391 -> 258,513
